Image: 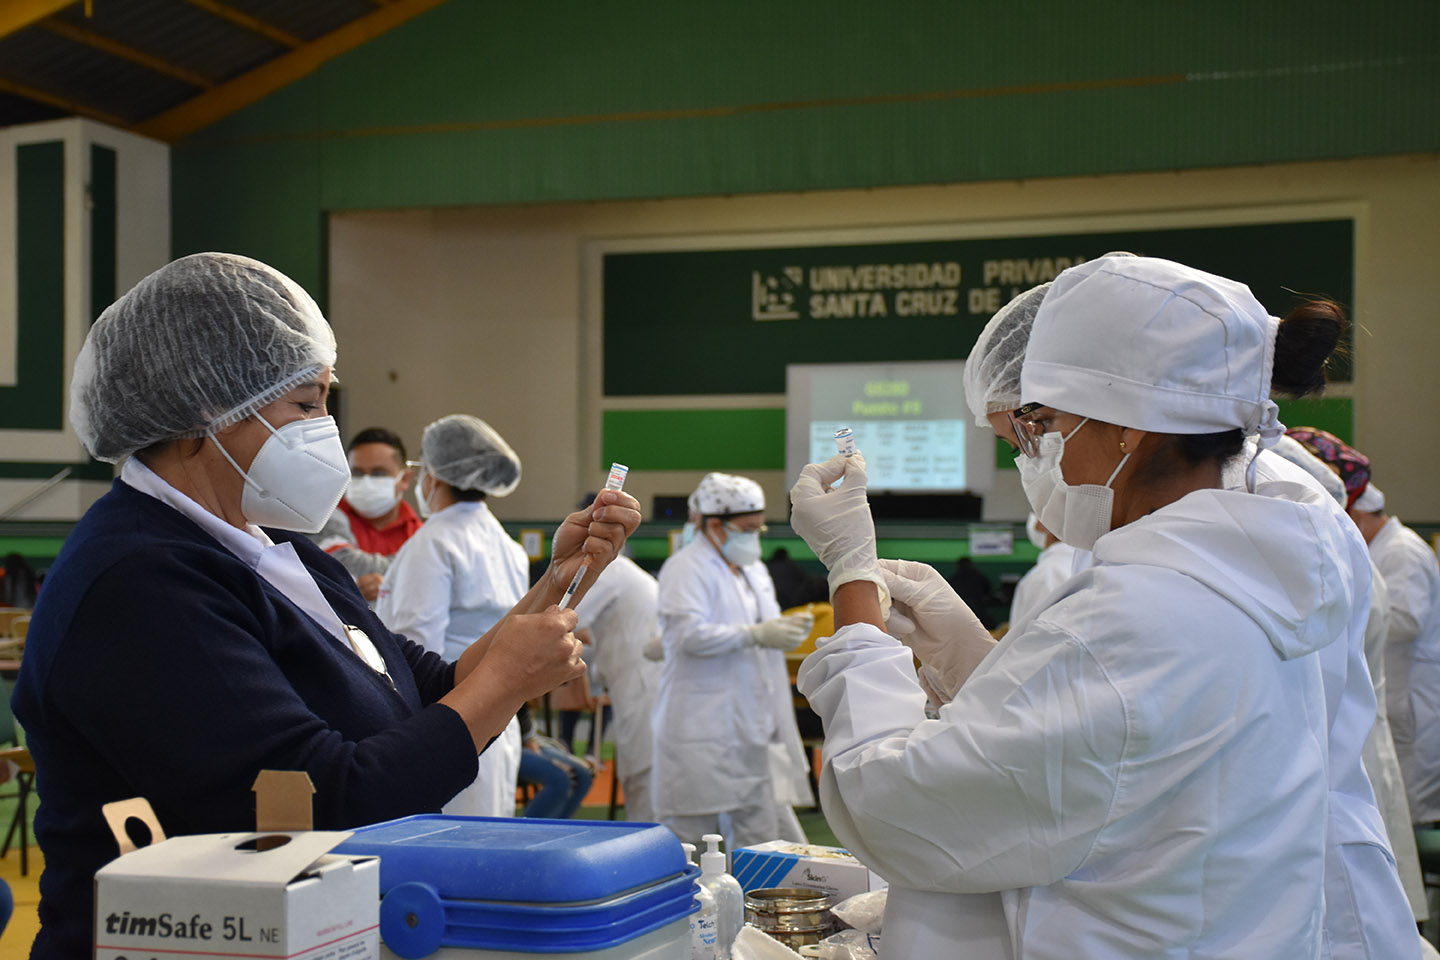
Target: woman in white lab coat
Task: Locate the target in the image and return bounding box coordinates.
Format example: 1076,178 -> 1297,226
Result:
651,473 -> 815,850
790,256 -> 1412,958
377,414 -> 530,817
1350,481 -> 1440,826
573,553 -> 664,822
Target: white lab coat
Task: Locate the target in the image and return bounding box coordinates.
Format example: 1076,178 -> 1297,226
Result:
1007,542 -> 1084,626
1371,516 -> 1440,822
574,556 -> 663,819
799,482 -> 1359,959
376,500 -> 530,817
1361,570 -> 1429,917
652,539 -> 814,820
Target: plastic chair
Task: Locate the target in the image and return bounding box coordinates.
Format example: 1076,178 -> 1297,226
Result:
8,615 -> 28,639
0,680 -> 33,875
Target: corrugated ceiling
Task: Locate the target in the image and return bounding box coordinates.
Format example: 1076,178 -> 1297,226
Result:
0,0 -> 448,141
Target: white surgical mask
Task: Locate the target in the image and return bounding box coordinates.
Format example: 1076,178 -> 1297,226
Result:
720,529 -> 763,567
345,474 -> 401,519
416,468 -> 437,519
210,414 -> 349,534
1016,418 -> 1131,551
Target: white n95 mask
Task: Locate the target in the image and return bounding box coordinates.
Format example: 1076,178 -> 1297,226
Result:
720,529 -> 763,567
346,474 -> 401,519
1016,418 -> 1131,551
211,414 -> 350,534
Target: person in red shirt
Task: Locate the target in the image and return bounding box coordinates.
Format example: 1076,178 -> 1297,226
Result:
312,427 -> 423,601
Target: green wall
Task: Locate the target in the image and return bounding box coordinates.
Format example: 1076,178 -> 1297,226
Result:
171,1 -> 1440,298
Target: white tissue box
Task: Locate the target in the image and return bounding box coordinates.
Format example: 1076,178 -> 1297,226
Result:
731,841 -> 885,903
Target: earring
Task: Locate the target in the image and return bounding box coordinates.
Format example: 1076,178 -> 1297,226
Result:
1119,441 -> 1127,450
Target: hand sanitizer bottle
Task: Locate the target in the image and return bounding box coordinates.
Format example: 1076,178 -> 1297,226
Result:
700,834 -> 745,959
683,843 -> 718,960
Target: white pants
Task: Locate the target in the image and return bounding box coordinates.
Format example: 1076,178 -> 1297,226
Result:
665,798 -> 778,853
621,768 -> 655,824
443,716 -> 521,817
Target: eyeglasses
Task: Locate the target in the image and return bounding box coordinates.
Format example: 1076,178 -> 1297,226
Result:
723,521 -> 768,535
1006,403 -> 1046,459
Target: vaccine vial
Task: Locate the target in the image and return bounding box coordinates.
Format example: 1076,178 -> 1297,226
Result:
604,462 -> 629,492
833,427 -> 856,457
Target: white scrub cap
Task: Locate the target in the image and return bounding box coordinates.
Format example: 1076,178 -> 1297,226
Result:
693,472 -> 765,516
963,283 -> 1051,426
1022,256 -> 1282,447
1268,434 -> 1348,508
71,252 -> 336,463
421,414 -> 521,497
1352,482 -> 1385,513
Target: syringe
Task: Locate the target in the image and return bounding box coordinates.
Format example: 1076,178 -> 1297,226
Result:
558,462 -> 629,609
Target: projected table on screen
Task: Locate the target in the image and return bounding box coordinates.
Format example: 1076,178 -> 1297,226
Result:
787,360 -> 987,494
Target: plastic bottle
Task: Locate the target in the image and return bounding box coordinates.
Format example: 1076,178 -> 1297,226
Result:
699,834 -> 745,959
683,843 -> 718,960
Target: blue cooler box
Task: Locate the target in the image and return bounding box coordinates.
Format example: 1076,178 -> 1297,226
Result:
334,816 -> 699,958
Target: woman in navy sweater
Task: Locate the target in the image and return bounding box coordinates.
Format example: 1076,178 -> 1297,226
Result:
12,253 -> 642,960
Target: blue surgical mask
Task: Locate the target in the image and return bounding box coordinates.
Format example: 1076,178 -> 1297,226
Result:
680,521 -> 698,547
720,529 -> 762,567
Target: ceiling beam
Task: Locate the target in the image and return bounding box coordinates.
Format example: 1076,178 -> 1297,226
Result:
138,0 -> 450,143
0,76 -> 129,128
179,0 -> 303,49
0,0 -> 76,40
39,19 -> 216,89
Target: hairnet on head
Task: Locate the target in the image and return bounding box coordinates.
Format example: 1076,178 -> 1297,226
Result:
693,473 -> 764,516
1352,482 -> 1385,513
1021,256 -> 1282,448
1286,426 -> 1370,510
70,252 -> 336,463
1269,434 -> 1348,508
963,283 -> 1050,427
421,415 -> 521,496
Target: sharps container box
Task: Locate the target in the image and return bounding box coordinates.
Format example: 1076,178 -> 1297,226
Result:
334,815 -> 700,960
94,777 -> 379,960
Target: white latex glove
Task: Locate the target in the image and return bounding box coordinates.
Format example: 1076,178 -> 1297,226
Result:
880,558 -> 996,703
642,633 -> 665,661
745,612 -> 814,651
788,453 -> 891,617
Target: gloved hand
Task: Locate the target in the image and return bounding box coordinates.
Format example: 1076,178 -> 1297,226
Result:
789,453 -> 891,617
642,633 -> 665,661
880,558 -> 996,703
745,612 -> 814,651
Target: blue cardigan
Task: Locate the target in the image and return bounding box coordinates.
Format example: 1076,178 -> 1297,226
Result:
13,481 -> 480,960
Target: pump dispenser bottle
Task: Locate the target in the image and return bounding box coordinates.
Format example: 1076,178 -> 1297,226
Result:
699,834 -> 745,959
682,843 -> 718,960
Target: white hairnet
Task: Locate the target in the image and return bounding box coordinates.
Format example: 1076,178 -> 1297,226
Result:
1352,482 -> 1385,513
70,252 -> 336,463
1022,256 -> 1282,447
421,414 -> 521,496
693,473 -> 764,516
963,283 -> 1050,426
1268,434 -> 1348,508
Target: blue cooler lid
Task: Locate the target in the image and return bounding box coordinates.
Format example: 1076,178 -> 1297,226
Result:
335,815 -> 687,903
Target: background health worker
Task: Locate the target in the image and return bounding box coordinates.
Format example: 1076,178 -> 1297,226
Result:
377,414 -> 530,817
652,472 -> 815,850
790,255 -> 1404,957
311,425 -> 423,602
11,254 -> 642,960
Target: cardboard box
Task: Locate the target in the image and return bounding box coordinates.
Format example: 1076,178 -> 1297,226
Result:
94,775 -> 379,960
731,841 -> 886,904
